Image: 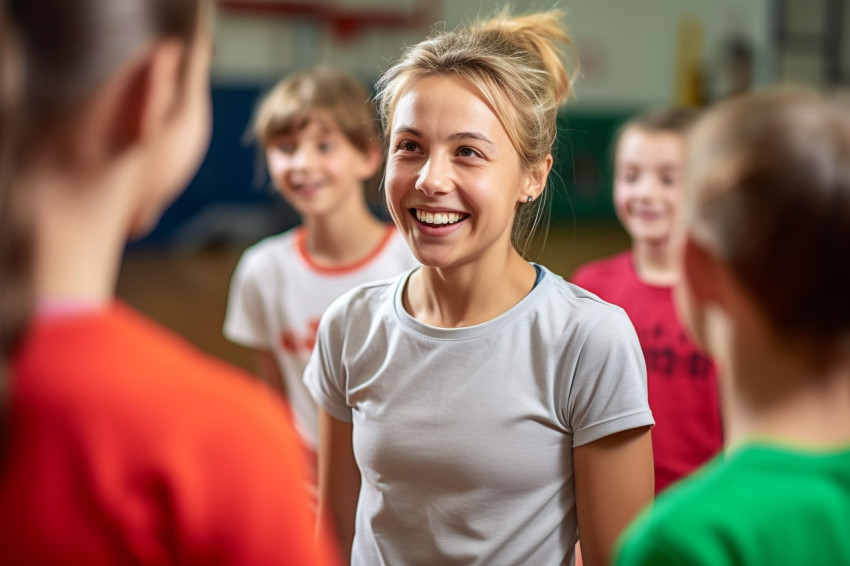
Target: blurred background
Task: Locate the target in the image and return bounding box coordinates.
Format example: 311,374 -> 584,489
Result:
117,0 -> 848,369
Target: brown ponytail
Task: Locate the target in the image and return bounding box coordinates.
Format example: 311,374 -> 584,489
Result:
0,4 -> 33,454
0,0 -> 208,454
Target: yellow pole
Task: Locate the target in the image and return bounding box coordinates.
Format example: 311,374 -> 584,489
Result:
675,15 -> 705,107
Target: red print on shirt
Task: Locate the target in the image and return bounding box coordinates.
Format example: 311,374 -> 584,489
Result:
280,319 -> 322,356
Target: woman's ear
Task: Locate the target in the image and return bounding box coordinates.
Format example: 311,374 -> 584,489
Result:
91,39 -> 187,160
519,153 -> 553,204
56,40 -> 186,171
128,40 -> 187,148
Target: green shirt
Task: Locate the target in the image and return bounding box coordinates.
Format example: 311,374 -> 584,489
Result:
615,444 -> 850,566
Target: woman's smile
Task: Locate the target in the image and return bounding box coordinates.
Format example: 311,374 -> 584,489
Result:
385,74 -> 531,269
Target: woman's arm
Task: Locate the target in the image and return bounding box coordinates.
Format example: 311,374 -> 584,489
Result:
574,426 -> 654,566
317,408 -> 361,563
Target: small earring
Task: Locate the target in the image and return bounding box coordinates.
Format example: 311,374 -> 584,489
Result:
526,195 -> 533,204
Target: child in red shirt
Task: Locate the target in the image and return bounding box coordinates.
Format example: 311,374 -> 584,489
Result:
572,108 -> 723,493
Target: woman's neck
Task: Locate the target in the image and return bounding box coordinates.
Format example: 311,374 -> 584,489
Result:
302,193 -> 386,267
405,248 -> 535,328
632,238 -> 677,286
28,160 -> 135,304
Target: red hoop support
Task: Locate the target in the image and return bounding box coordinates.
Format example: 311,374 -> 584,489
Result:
216,0 -> 442,42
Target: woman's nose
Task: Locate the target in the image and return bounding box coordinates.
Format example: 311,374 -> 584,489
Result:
414,155 -> 451,196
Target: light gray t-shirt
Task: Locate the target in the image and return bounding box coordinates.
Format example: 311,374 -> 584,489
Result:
304,265 -> 653,566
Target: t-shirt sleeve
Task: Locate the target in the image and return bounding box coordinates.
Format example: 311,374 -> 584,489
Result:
222,249 -> 272,349
302,299 -> 352,423
568,305 -> 654,446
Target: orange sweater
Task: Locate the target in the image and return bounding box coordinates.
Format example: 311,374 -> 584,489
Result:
0,302 -> 339,565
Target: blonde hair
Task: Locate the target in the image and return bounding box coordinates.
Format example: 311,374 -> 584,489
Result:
685,88 -> 850,358
374,9 -> 578,257
253,66 -> 379,155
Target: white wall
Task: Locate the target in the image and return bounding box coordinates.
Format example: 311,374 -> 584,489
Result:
562,0 -> 771,108
212,0 -> 771,109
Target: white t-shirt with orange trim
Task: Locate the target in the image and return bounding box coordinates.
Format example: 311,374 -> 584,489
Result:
224,225 -> 417,451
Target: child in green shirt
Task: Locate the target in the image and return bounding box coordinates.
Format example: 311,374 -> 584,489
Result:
616,89 -> 850,565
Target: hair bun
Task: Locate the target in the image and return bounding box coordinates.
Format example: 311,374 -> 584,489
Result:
474,10 -> 577,106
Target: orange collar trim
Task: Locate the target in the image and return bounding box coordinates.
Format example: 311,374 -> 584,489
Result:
296,224 -> 397,275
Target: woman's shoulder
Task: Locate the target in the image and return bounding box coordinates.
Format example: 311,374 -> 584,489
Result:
541,265 -> 631,316
532,267 -> 638,346
322,269 -> 408,326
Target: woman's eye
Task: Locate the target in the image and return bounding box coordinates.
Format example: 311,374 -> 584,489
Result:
457,147 -> 479,158
397,141 -> 419,152
318,141 -> 334,152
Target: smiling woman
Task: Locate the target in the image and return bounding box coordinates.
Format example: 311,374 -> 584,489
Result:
303,8 -> 656,566
385,74 -> 536,275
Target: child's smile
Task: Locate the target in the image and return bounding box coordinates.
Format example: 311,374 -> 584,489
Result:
266,112 -> 376,220
288,179 -> 324,197
614,128 -> 684,246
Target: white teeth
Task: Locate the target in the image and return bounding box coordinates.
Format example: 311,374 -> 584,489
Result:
415,209 -> 464,225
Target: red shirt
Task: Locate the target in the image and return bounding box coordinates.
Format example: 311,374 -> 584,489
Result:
572,251 -> 723,493
0,302 -> 339,565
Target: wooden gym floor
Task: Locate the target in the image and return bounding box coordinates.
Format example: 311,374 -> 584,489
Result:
116,221 -> 629,373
